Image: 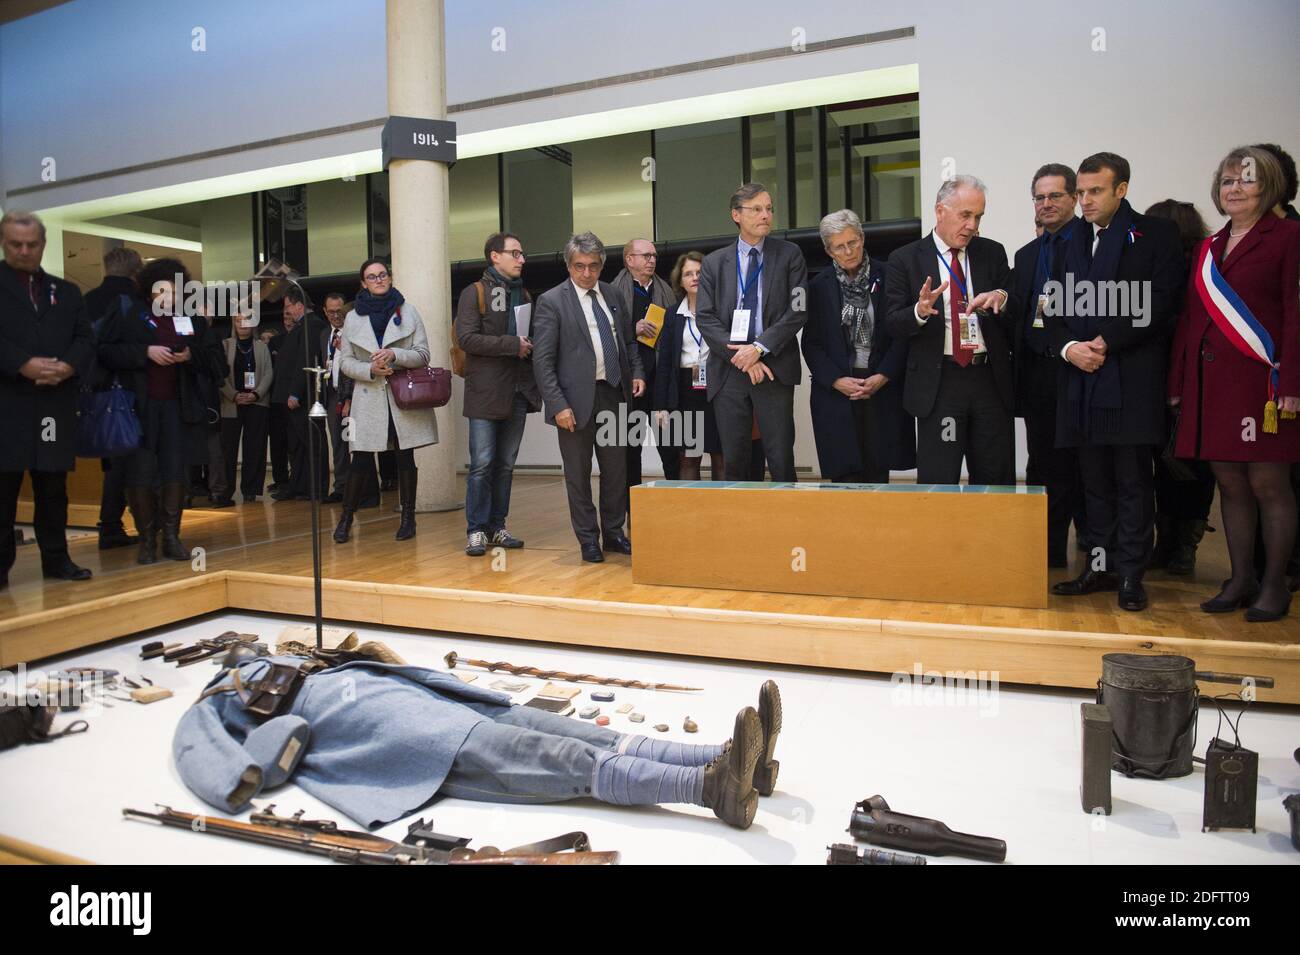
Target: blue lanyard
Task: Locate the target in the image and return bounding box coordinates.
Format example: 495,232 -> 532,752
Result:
684,311 -> 702,351
936,248 -> 968,301
736,247 -> 763,304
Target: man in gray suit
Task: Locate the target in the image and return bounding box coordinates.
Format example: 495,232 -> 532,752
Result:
696,182 -> 809,481
532,231 -> 645,563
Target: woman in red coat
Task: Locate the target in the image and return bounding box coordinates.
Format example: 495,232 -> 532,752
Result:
1168,146 -> 1300,621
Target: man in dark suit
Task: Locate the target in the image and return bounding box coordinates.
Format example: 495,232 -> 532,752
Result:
884,175 -> 1017,485
1012,163 -> 1086,567
270,288 -> 327,501
802,208 -> 914,482
532,231 -> 645,563
612,237 -> 679,484
1050,152 -> 1185,611
319,292 -> 349,504
696,182 -> 809,481
0,211 -> 96,588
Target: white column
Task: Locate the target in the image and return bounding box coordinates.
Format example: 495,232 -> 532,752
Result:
386,0 -> 459,511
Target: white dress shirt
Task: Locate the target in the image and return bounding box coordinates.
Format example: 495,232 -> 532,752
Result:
677,298 -> 706,368
914,233 -> 986,356
572,279 -> 617,382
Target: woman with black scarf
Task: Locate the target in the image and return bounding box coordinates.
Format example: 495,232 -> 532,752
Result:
332,258 -> 437,543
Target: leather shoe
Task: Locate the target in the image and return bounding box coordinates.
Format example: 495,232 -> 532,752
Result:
210,497 -> 235,508
753,680 -> 782,797
42,557 -> 92,582
701,707 -> 763,829
580,543 -> 604,563
323,492 -> 343,504
1118,577 -> 1148,612
1245,594 -> 1291,623
1200,586 -> 1259,614
271,490 -> 297,502
602,535 -> 632,555
1052,569 -> 1119,596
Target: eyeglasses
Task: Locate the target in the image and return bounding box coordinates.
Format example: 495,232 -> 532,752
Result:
571,262 -> 602,274
628,251 -> 657,259
363,271 -> 390,282
503,250 -> 526,259
1032,192 -> 1069,204
828,237 -> 863,256
738,205 -> 774,215
1219,177 -> 1257,189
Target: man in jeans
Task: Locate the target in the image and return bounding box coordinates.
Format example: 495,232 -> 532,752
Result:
456,232 -> 540,556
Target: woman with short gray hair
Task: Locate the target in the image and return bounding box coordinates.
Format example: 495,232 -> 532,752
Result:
801,210 -> 914,482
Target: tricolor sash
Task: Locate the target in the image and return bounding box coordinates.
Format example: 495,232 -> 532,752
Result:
1193,237 -> 1293,432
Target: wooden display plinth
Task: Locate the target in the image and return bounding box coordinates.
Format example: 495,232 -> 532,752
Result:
631,481 -> 1048,609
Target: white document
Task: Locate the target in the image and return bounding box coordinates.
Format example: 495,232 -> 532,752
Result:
171,314 -> 195,336
514,303 -> 532,339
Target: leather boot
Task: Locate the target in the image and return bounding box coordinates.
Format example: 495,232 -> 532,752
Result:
127,487 -> 158,565
1167,519 -> 1208,576
159,482 -> 190,561
700,707 -> 762,829
395,469 -> 417,541
1149,514 -> 1176,570
753,680 -> 783,797
332,469 -> 367,544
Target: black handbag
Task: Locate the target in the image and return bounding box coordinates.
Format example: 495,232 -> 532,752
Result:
76,378 -> 142,458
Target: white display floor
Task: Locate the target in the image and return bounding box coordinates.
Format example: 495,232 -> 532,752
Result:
2,611 -> 1298,866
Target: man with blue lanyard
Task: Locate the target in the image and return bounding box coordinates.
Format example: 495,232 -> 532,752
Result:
695,183 -> 809,481
1011,163 -> 1086,567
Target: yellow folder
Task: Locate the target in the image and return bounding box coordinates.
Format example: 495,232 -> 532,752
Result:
637,303 -> 666,347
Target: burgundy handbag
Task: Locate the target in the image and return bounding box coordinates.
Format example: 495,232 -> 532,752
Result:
387,365 -> 451,410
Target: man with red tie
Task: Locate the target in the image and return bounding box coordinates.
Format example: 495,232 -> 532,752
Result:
884,175 -> 1018,485
0,211 -> 96,588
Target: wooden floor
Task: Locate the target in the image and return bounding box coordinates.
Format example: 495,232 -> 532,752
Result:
3,475 -> 1298,702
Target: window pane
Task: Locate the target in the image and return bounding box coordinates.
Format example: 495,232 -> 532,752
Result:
503,147 -> 573,255
449,155 -> 500,262
654,119 -> 742,242
570,132 -> 653,250
748,113 -> 782,225
792,106 -> 819,228
306,177 -> 366,275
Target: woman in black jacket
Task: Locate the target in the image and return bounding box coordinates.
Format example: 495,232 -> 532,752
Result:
653,252 -> 723,479
97,258 -> 226,564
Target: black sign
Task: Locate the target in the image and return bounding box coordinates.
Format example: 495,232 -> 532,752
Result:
381,116 -> 458,168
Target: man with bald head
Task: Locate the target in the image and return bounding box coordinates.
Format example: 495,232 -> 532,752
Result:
884,175 -> 1017,485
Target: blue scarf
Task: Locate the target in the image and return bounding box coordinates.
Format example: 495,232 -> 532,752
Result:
1061,199 -> 1136,437
354,287 -> 405,347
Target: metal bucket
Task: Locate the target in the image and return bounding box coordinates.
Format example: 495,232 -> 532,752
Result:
1097,653 -> 1198,779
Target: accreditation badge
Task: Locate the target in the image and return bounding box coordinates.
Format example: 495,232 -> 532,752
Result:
691,363 -> 707,390
244,371 -> 256,390
1034,294 -> 1047,329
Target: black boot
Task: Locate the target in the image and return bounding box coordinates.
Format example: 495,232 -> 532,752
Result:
1149,514 -> 1176,570
159,482 -> 190,561
395,469 -> 417,541
1167,519 -> 1208,576
700,707 -> 763,829
126,487 -> 158,565
332,470 -> 367,544
97,521 -> 138,550
753,680 -> 782,797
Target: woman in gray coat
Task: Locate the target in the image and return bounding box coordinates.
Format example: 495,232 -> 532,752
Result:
332,258 -> 437,543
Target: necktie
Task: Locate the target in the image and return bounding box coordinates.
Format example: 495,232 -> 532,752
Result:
28,274 -> 39,310
948,250 -> 971,367
742,247 -> 761,342
588,290 -> 622,388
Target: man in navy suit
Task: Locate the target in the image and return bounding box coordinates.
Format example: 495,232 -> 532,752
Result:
802,209 -> 915,482
1011,163 -> 1086,567
884,175 -> 1017,485
695,182 -> 809,481
532,231 -> 645,563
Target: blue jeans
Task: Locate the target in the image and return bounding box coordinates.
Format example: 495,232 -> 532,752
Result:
465,393 -> 528,535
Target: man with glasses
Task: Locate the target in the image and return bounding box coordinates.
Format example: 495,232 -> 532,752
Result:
532,231 -> 645,563
1011,163 -> 1086,567
456,232 -> 540,556
696,182 -> 809,481
613,238 -> 679,486
319,292 -> 350,503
